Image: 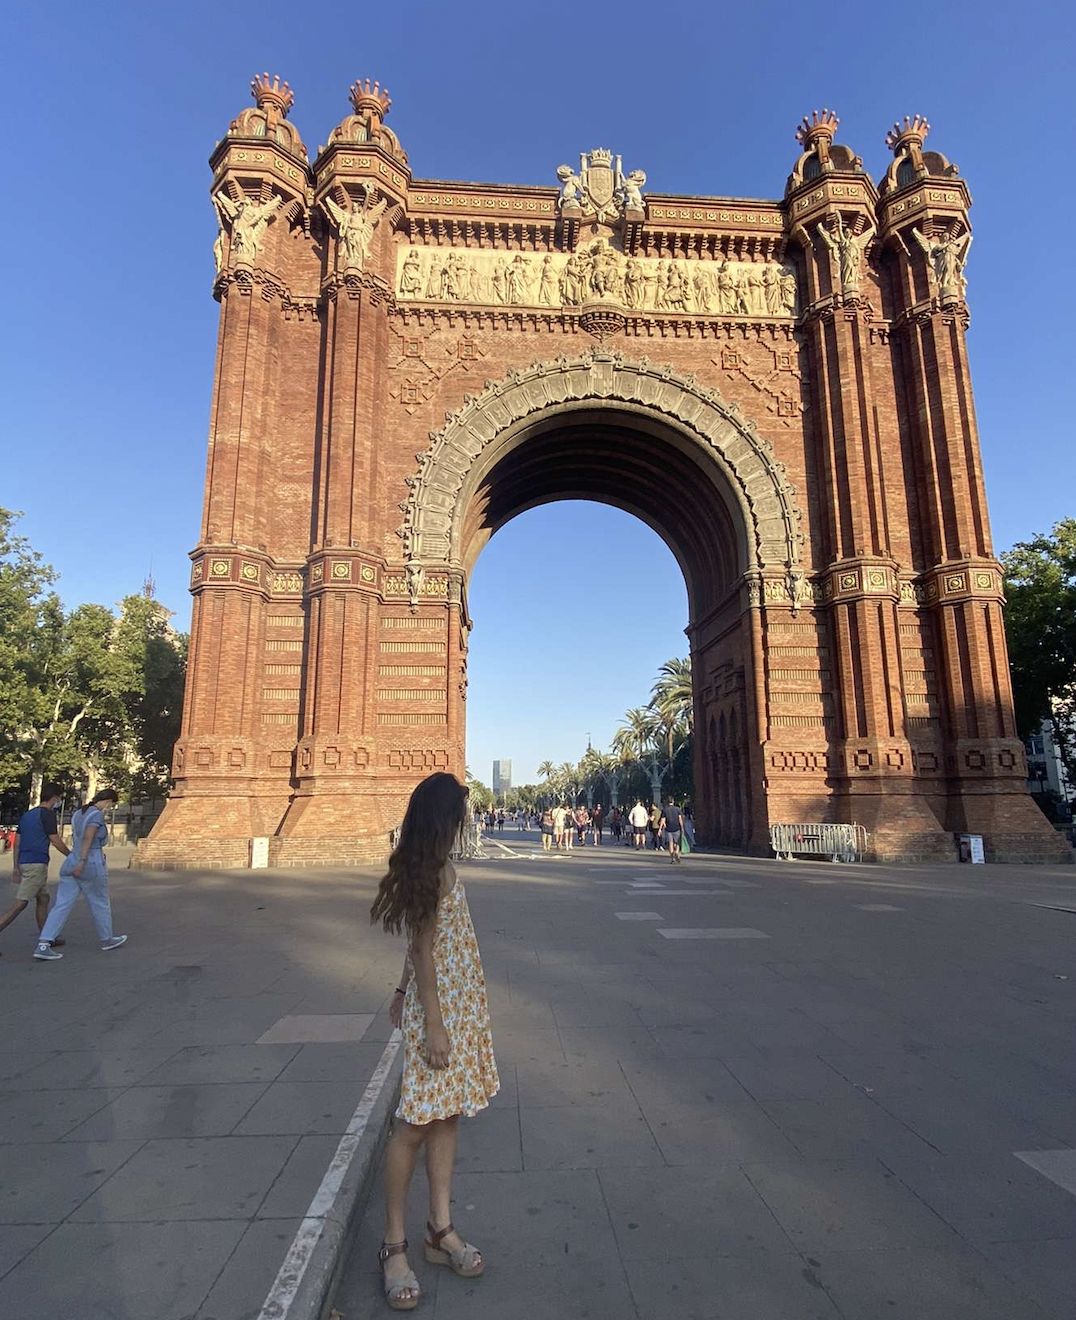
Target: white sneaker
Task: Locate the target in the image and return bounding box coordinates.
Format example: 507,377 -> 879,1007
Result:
101,935 -> 128,952
33,943 -> 63,961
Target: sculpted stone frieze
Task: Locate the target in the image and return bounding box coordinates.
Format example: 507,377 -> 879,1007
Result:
395,241 -> 798,318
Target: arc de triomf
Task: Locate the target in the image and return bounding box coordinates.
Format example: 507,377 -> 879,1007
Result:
139,75 -> 1066,868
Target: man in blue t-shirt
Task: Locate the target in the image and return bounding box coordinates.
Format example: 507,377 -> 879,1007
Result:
1,783 -> 71,955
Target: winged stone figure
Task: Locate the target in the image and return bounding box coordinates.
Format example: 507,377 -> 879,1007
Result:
817,215 -> 874,296
215,191 -> 283,268
912,226 -> 972,301
324,185 -> 390,271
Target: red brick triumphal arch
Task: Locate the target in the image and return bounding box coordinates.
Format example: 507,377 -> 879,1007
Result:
139,76 -> 1067,868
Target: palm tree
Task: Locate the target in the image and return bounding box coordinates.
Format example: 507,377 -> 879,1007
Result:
590,750 -> 625,806
537,760 -> 556,807
651,658 -> 693,730
614,707 -> 676,804
559,760 -> 579,805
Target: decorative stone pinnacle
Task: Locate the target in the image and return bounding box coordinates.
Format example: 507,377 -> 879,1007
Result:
349,78 -> 392,120
885,114 -> 930,154
251,72 -> 294,124
589,147 -> 613,166
795,108 -> 839,151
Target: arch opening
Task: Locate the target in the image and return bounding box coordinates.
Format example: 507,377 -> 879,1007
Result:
446,394 -> 769,852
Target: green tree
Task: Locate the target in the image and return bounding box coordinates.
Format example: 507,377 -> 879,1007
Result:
1002,519 -> 1076,784
0,508 -> 62,793
465,767 -> 494,812
537,760 -> 556,806
113,593 -> 188,797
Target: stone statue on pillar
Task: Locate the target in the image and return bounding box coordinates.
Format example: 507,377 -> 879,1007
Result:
817,215 -> 874,296
324,184 -> 390,272
913,226 -> 972,301
215,191 -> 283,268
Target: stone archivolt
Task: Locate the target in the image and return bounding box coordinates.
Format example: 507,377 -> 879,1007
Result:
399,349 -> 804,576
134,76 -> 1070,872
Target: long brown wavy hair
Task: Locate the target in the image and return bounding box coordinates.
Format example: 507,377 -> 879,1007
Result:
370,772 -> 468,936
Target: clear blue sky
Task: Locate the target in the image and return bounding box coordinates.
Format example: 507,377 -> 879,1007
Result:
5,1 -> 1072,786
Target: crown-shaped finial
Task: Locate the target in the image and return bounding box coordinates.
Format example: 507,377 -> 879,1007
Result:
251,73 -> 294,121
885,114 -> 930,154
589,147 -> 613,166
349,78 -> 392,119
795,108 -> 839,150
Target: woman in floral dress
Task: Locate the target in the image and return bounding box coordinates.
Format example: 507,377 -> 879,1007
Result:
370,773 -> 499,1311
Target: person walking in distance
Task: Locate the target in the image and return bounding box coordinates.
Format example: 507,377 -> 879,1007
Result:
591,802 -> 604,846
371,773 -> 499,1311
648,802 -> 662,850
540,805 -> 554,852
0,782 -> 70,956
659,797 -> 684,864
629,800 -> 649,850
552,801 -> 567,850
33,789 -> 127,960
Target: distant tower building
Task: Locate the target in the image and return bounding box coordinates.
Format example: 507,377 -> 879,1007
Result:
492,760 -> 512,798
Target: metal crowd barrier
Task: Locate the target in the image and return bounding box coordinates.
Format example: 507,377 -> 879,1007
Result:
387,821 -> 485,860
770,822 -> 867,863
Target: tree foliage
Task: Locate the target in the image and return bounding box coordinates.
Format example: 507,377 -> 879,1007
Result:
0,508 -> 187,802
1002,519 -> 1076,783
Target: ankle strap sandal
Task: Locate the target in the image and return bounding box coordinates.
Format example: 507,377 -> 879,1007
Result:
423,1221 -> 485,1277
378,1239 -> 421,1311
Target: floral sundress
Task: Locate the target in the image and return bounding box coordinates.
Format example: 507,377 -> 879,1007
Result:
397,874 -> 499,1124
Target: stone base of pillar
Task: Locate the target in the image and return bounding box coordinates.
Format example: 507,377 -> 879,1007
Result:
135,786 -> 294,871
831,781 -> 957,863
943,785 -> 1074,864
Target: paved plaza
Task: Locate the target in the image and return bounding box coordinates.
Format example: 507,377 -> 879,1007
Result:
1,834 -> 1075,1318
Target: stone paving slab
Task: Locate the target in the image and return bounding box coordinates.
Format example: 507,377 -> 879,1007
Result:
336,834 -> 1076,1319
0,855 -> 402,1320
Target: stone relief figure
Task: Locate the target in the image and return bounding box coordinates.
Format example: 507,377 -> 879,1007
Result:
425,256 -> 443,299
779,269 -> 798,315
212,196 -> 228,273
399,248 -> 422,296
715,260 -> 737,315
619,168 -> 647,212
506,254 -> 532,303
491,258 -> 509,305
555,163 -> 583,209
744,265 -> 765,315
324,184 -> 390,271
561,253 -> 586,306
215,191 -> 283,267
538,255 -> 558,305
624,257 -> 644,309
912,226 -> 972,301
762,263 -> 782,316
692,265 -> 715,313
405,562 -> 425,611
817,215 -> 874,296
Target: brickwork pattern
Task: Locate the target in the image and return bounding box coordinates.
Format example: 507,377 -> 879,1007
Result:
136,83 -> 1069,869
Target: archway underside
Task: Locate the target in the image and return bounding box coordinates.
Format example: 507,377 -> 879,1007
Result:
461,415 -> 743,619
458,411 -> 758,849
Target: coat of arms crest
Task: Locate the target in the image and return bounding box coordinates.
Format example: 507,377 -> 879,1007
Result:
556,149 -> 646,223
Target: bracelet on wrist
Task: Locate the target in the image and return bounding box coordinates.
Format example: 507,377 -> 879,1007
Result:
394,986 -> 407,996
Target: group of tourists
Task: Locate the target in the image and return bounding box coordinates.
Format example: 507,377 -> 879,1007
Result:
0,782 -> 127,961
532,799 -> 694,860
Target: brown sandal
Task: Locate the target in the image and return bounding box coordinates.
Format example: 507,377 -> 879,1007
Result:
378,1239 -> 421,1311
423,1221 -> 484,1277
